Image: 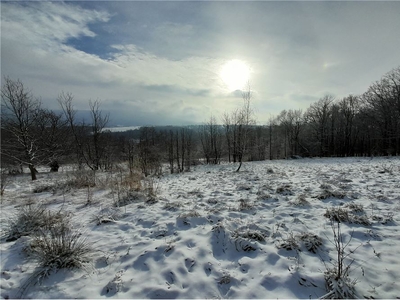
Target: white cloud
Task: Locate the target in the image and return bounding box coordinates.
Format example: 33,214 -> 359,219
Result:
1,1 -> 399,125
1,2 -> 237,125
1,2 -> 110,48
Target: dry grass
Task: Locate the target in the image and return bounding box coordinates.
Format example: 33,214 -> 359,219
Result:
30,224 -> 94,272
1,170 -> 11,197
321,221 -> 358,299
292,194 -> 310,206
324,207 -> 350,223
237,199 -> 254,211
324,206 -> 371,226
298,232 -> 322,253
18,222 -> 95,298
4,205 -> 67,242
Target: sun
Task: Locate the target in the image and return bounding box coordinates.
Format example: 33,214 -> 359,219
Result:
220,59 -> 250,91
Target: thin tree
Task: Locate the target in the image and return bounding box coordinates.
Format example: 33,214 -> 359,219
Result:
236,84 -> 256,172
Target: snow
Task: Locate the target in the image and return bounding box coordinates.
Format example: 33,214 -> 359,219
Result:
1,157 -> 400,299
105,126 -> 141,132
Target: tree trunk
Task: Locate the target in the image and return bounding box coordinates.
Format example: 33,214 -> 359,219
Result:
236,160 -> 243,172
29,164 -> 37,180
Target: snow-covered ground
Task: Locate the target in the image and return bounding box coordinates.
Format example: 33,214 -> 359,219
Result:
1,157 -> 400,299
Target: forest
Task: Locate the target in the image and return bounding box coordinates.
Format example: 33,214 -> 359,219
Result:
1,66 -> 399,180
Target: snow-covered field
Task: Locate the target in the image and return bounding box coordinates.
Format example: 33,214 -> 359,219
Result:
1,157 -> 400,299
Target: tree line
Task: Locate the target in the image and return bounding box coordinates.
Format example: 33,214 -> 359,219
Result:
1,66 -> 399,180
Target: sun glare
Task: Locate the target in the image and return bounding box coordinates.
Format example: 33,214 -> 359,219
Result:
220,59 -> 250,91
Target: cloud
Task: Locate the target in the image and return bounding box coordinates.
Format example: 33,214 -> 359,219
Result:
1,1 -> 400,126
1,2 -> 110,48
1,2 -> 237,125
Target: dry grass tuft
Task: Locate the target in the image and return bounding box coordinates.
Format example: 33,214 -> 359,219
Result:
5,205 -> 67,242
298,232 -> 322,253
30,224 -> 94,272
324,207 -> 350,223
237,199 -> 254,211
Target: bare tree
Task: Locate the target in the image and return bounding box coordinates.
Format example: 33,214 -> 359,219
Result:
58,92 -> 85,167
58,93 -> 110,170
173,127 -> 194,173
235,85 -> 256,171
166,129 -> 175,173
304,95 -> 334,156
222,111 -> 236,162
88,99 -> 110,170
137,127 -> 162,176
199,115 -> 223,164
1,77 -> 66,180
337,95 -> 360,156
362,66 -> 400,155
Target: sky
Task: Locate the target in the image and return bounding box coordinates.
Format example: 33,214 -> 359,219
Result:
1,1 -> 400,126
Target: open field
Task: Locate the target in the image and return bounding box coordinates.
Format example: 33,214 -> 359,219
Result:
1,157 -> 400,299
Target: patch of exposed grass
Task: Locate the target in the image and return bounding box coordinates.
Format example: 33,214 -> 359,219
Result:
276,184 -> 293,195
324,207 -> 350,223
298,232 -> 322,253
237,199 -> 255,211
4,205 -> 67,242
292,194 -> 310,206
324,206 -> 371,226
163,201 -> 183,211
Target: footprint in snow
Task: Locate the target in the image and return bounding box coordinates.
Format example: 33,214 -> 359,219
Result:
132,252 -> 150,271
101,270 -> 125,297
184,258 -> 196,272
